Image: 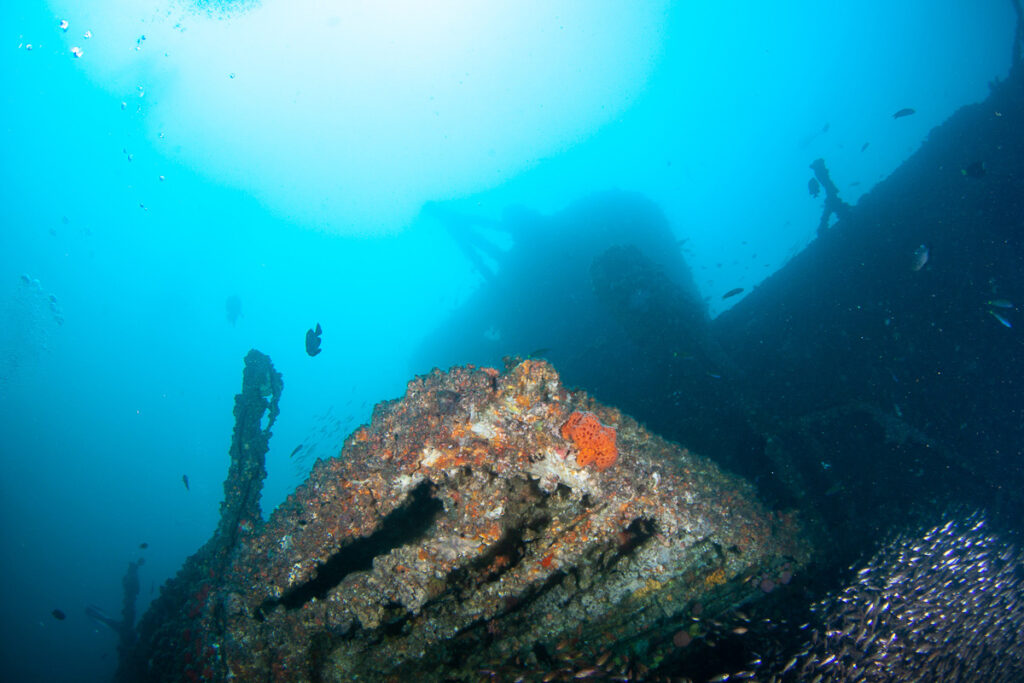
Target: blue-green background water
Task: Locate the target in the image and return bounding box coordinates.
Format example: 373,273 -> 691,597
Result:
0,2 -> 1016,681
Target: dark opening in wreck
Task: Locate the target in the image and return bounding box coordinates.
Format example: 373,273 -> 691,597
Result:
270,481 -> 444,611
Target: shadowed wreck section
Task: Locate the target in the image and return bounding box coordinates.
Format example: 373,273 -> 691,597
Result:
119,356 -> 808,682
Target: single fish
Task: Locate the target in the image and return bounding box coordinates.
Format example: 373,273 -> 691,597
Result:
911,244 -> 929,271
893,108 -> 916,119
825,482 -> 845,496
861,142 -> 870,152
988,309 -> 1012,328
305,322 -> 323,356
961,161 -> 986,178
808,177 -> 821,198
290,444 -> 303,457
722,287 -> 744,299
139,542 -> 148,549
182,474 -> 190,491
225,294 -> 242,326
85,605 -> 123,633
51,609 -> 66,621
986,299 -> 1014,309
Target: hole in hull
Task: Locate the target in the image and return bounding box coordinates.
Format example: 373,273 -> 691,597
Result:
273,481 -> 443,610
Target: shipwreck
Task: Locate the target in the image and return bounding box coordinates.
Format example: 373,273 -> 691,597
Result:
116,352 -> 807,682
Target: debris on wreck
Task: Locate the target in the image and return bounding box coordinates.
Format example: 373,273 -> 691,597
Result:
809,158 -> 851,235
118,354 -> 807,682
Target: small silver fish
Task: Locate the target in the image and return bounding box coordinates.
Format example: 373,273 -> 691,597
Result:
911,244 -> 929,271
988,309 -> 1012,328
986,299 -> 1013,309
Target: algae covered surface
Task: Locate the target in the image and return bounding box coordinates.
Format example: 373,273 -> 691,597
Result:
122,356 -> 807,682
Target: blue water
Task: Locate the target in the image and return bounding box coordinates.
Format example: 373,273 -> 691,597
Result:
0,1 -> 1015,681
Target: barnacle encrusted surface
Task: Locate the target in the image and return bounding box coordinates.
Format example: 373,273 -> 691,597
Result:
144,359 -> 809,681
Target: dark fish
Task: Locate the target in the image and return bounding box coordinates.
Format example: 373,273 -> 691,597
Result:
182,474 -> 190,491
893,108 -> 915,119
526,347 -> 551,358
290,444 -> 303,457
139,542 -> 148,549
305,323 -> 323,357
861,142 -> 870,152
808,177 -> 820,198
722,287 -> 744,299
962,161 -> 986,178
52,609 -> 66,621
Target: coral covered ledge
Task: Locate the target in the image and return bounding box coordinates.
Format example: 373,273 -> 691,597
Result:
120,356 -> 808,682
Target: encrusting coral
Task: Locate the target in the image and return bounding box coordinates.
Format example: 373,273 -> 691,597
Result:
117,355 -> 808,682
561,410 -> 618,470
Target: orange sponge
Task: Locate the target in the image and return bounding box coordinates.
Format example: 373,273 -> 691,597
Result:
561,411 -> 618,471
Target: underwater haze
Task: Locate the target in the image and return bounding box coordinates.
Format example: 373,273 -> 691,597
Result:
0,1 -> 1016,681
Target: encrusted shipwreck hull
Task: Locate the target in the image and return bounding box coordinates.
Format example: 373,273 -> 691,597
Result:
128,358 -> 808,681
